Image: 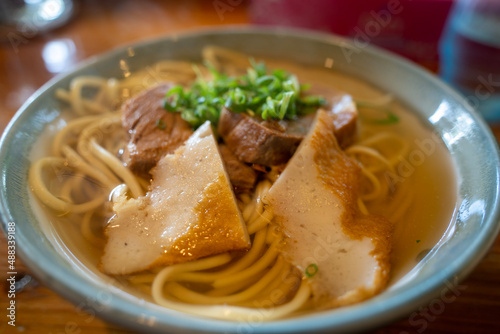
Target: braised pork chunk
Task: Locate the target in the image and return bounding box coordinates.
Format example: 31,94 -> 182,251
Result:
218,95 -> 358,168
121,83 -> 193,178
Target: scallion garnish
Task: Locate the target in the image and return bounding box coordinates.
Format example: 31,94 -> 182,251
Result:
356,101 -> 399,125
305,263 -> 319,278
164,60 -> 326,128
156,119 -> 166,130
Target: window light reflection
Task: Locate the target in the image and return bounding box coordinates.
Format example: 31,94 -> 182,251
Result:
428,100 -> 475,147
42,39 -> 76,73
39,0 -> 65,21
458,199 -> 486,225
429,100 -> 451,125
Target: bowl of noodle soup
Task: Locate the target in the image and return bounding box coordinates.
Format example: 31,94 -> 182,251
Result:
1,27 -> 500,333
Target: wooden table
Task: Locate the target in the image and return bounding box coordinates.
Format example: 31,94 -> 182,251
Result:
1,1 -> 499,333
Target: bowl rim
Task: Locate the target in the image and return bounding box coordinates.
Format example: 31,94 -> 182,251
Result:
1,25 -> 500,333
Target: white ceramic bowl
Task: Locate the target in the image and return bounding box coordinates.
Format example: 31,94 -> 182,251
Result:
1,27 -> 500,333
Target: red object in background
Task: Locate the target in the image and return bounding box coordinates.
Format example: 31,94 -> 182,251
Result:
249,0 -> 454,70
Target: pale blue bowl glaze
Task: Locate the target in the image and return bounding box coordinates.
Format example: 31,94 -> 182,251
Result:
1,28 -> 500,333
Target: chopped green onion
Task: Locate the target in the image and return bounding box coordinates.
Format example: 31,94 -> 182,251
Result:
356,101 -> 399,125
155,119 -> 166,130
279,92 -> 294,119
300,95 -> 326,105
164,60 -> 326,128
164,86 -> 184,112
305,263 -> 319,278
300,83 -> 311,91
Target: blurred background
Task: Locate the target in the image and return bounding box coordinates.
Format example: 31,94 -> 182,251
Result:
0,0 -> 499,333
1,0 -> 499,129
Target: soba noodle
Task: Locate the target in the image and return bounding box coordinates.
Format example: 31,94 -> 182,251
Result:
28,47 -> 412,320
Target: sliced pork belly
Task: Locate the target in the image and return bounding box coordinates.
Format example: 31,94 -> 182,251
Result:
264,109 -> 392,308
101,122 -> 250,275
121,83 -> 193,178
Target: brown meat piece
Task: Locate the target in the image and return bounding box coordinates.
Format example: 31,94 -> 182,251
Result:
218,144 -> 258,193
121,83 -> 193,178
218,96 -> 358,167
329,95 -> 359,148
282,107 -> 357,148
332,109 -> 357,148
218,107 -> 303,166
